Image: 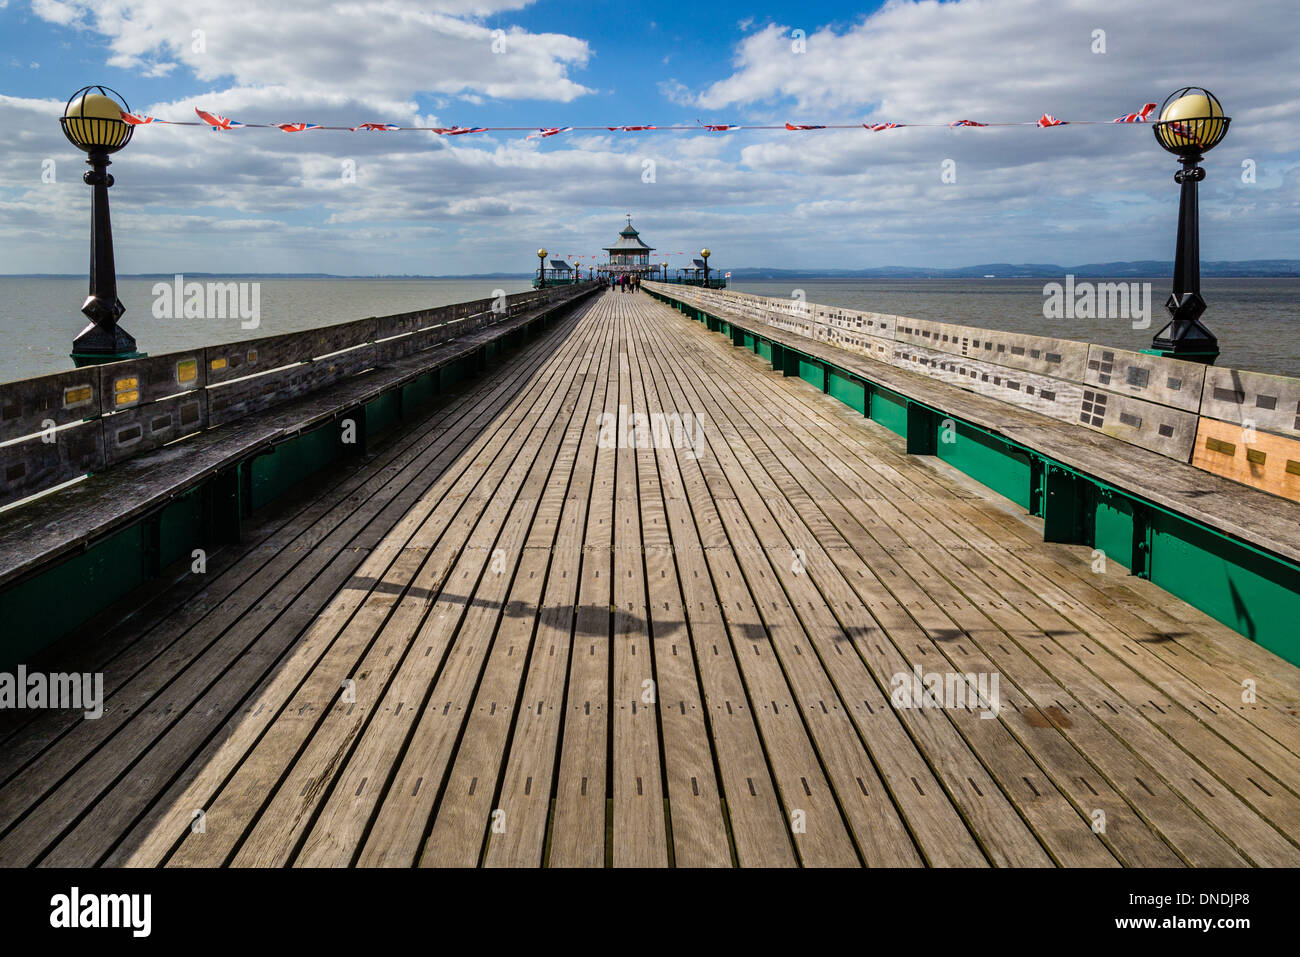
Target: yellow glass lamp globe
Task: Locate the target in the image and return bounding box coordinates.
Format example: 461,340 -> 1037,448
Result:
66,91 -> 124,119
538,248 -> 547,259
700,248 -> 711,258
1160,92 -> 1223,123
1156,92 -> 1227,154
63,90 -> 130,152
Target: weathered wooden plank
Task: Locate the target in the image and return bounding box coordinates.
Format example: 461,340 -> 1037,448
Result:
205,345 -> 378,426
203,319 -> 379,387
547,334 -> 619,865
892,317 -> 1090,383
95,351 -> 206,415
0,418 -> 103,507
1200,366 -> 1300,439
1075,387 -> 1200,462
891,339 -> 1085,423
100,390 -> 207,466
0,368 -> 99,444
482,316 -> 615,867
1192,416 -> 1300,502
1083,345 -> 1207,413
370,303 -> 456,341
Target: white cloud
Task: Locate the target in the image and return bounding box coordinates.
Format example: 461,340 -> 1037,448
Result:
32,1 -> 594,108
1,0 -> 1296,277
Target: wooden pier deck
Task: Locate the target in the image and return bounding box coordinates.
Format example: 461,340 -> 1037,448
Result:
2,289 -> 1298,868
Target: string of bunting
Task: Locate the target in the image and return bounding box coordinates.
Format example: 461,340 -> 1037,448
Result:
119,103 -> 1160,135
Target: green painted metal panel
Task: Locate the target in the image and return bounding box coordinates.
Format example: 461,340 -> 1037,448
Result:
936,421 -> 1033,509
401,370 -> 440,412
441,355 -> 472,388
870,388 -> 909,437
158,489 -> 203,570
1094,490 -> 1137,571
1,523 -> 146,667
906,402 -> 938,455
755,338 -> 772,362
1040,465 -> 1091,545
365,390 -> 402,437
828,369 -> 866,414
1148,511 -> 1300,664
797,356 -> 823,389
249,424 -> 343,511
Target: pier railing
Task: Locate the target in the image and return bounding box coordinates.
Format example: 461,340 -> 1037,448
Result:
0,283 -> 595,509
648,282 -> 1300,501
645,280 -> 1300,664
0,282 -> 599,663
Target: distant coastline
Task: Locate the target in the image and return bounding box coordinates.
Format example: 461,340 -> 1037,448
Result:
5,260 -> 1299,280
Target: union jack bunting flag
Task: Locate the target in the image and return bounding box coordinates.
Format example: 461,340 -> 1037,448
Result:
698,120 -> 739,131
351,123 -> 400,131
195,109 -> 244,130
864,122 -> 901,131
526,127 -> 572,139
949,120 -> 988,128
1112,102 -> 1158,123
274,123 -> 322,133
607,125 -> 656,131
785,122 -> 826,130
432,127 -> 488,135
120,112 -> 159,125
1036,114 -> 1067,127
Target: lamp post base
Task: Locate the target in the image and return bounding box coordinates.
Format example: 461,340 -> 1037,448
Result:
1145,310 -> 1219,365
71,350 -> 147,367
70,319 -> 142,367
1139,345 -> 1219,364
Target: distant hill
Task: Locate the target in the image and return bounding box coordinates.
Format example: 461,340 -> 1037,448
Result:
6,261 -> 1299,279
721,260 -> 1300,279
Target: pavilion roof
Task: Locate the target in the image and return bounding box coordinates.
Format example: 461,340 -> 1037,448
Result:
604,218 -> 655,252
604,235 -> 654,252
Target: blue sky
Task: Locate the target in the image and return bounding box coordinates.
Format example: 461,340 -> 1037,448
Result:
1,0 -> 1297,275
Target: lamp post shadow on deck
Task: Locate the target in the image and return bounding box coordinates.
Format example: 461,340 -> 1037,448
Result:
1145,87 -> 1231,366
61,85 -> 144,368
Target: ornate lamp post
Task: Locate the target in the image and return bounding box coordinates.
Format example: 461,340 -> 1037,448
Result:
700,248 -> 711,285
537,248 -> 547,288
661,261 -> 668,282
1147,87 -> 1230,364
60,85 -> 141,366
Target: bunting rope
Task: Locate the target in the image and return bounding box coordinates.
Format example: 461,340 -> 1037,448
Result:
119,103 -> 1160,135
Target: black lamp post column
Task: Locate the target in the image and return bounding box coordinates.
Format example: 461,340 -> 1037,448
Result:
1150,153 -> 1217,363
73,150 -> 136,362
